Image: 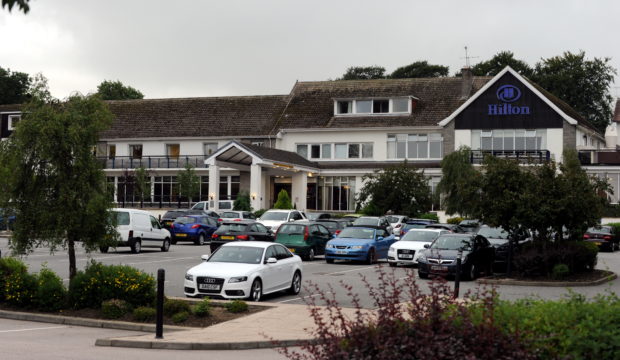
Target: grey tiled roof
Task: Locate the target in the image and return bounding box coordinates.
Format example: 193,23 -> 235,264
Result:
237,141 -> 319,169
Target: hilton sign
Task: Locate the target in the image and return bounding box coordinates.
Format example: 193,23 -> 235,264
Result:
488,85 -> 530,115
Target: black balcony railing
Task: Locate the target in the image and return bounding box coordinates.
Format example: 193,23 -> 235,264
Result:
470,149 -> 551,164
97,156 -> 208,169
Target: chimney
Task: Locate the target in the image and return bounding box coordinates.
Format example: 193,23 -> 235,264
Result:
460,67 -> 473,99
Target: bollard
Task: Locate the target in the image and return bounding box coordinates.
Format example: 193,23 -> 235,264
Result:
454,249 -> 462,299
155,268 -> 165,339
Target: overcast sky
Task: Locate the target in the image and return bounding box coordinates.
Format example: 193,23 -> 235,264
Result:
1,0 -> 619,100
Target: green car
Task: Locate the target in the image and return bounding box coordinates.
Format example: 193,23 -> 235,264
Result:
275,222 -> 332,261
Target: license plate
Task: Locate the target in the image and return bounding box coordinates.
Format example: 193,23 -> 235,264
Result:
336,250 -> 347,255
221,236 -> 234,240
430,265 -> 448,272
289,248 -> 295,253
399,254 -> 413,259
198,284 -> 220,291
176,233 -> 187,237
595,242 -> 602,246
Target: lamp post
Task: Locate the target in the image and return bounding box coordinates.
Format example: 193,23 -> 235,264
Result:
454,248 -> 463,299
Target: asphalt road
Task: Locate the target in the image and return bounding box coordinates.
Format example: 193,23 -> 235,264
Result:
2,237 -> 620,308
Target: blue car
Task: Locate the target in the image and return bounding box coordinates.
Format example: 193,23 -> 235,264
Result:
0,209 -> 15,231
170,215 -> 218,246
325,226 -> 397,264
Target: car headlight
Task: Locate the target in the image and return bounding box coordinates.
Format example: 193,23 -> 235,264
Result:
185,273 -> 193,281
326,244 -> 335,249
351,245 -> 364,249
228,276 -> 248,283
388,246 -> 395,253
417,253 -> 427,262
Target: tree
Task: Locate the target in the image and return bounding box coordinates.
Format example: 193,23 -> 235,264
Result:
390,61 -> 449,79
437,147 -> 483,218
134,166 -> 151,208
273,189 -> 293,209
177,163 -> 200,207
470,51 -> 534,77
356,161 -> 432,217
0,93 -> 116,280
0,66 -> 31,104
338,66 -> 386,80
532,51 -> 616,134
96,80 -> 144,100
233,190 -> 252,211
1,0 -> 29,13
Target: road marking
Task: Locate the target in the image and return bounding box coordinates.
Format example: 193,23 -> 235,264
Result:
324,265 -> 377,276
0,326 -> 67,333
126,256 -> 197,265
278,292 -> 332,303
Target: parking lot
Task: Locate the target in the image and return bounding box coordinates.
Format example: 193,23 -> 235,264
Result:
2,236 -> 620,308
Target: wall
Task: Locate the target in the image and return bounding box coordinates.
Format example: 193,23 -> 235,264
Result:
547,128 -> 564,162
453,129 -> 471,150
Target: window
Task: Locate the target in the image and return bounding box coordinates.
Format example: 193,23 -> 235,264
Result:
150,216 -> 160,229
336,100 -> 352,114
388,133 -> 443,159
300,142 -> 370,159
296,144 -> 308,159
392,98 -> 409,113
251,141 -> 264,147
362,143 -> 373,158
129,144 -> 143,159
322,144 -> 331,158
335,144 -> 347,159
471,129 -> 547,151
7,114 -> 20,130
153,176 -> 178,203
108,145 -> 116,159
311,144 -> 321,158
166,144 -> 180,159
204,143 -> 218,156
317,176 -> 356,211
356,100 -> 372,114
373,100 -> 389,113
335,98 -> 411,116
348,144 -> 360,158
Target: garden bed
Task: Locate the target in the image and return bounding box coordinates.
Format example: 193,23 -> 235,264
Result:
478,269 -> 616,286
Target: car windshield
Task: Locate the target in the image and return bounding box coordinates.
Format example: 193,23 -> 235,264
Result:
278,224 -> 306,235
353,218 -> 379,226
112,211 -> 130,226
221,212 -> 241,218
208,246 -> 264,264
477,227 -> 509,239
216,223 -> 248,233
401,230 -> 439,242
306,213 -> 322,220
175,216 -> 197,224
338,227 -> 375,239
404,223 -> 427,230
261,212 -> 288,221
386,216 -> 401,223
431,236 -> 473,251
587,226 -> 612,234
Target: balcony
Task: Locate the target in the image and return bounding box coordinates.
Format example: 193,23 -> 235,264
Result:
470,150 -> 551,164
98,156 -> 208,169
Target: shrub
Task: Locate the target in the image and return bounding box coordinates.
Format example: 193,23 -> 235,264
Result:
233,190 -> 252,211
163,298 -> 191,316
605,222 -> 620,237
35,267 -> 67,311
277,267 -> 537,360
273,189 -> 293,209
69,261 -> 155,309
101,299 -> 130,319
225,300 -> 248,313
418,212 -> 439,222
552,264 -> 570,280
133,306 -> 156,322
513,241 -> 598,277
192,298 -> 211,317
172,311 -> 190,324
447,216 -> 463,224
4,270 -> 37,307
0,257 -> 28,302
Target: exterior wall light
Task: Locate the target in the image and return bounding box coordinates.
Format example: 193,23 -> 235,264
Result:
209,192 -> 215,200
251,192 -> 257,200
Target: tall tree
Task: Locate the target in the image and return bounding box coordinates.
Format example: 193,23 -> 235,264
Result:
134,166 -> 151,208
470,51 -> 534,77
356,161 -> 431,217
437,147 -> 482,218
97,80 -> 144,100
338,66 -> 386,80
177,163 -> 200,207
0,92 -> 116,280
0,67 -> 31,104
532,51 -> 616,134
1,0 -> 29,13
390,61 -> 449,79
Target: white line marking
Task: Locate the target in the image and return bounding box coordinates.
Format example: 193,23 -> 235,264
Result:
126,256 -> 197,265
0,326 -> 67,333
324,265 -> 377,276
278,292 -> 332,303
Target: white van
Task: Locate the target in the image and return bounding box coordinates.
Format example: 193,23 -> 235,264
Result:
100,208 -> 171,254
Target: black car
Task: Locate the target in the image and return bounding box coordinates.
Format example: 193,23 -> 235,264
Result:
584,226 -> 618,252
185,209 -> 220,218
417,234 -> 495,280
476,225 -> 530,272
459,219 -> 481,233
210,220 -> 274,252
160,210 -> 188,231
314,219 -> 352,236
425,223 -> 466,233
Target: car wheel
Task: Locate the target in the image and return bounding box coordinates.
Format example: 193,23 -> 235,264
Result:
289,271 -> 302,295
467,264 -> 477,281
131,239 -> 141,254
161,238 -> 170,252
389,262 -> 397,268
196,234 -> 205,246
326,258 -> 334,264
418,271 -> 429,279
365,248 -> 376,265
306,248 -> 315,261
249,279 -> 262,302
99,246 -> 109,253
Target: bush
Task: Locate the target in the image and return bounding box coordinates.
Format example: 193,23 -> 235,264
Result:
172,311 -> 190,324
0,257 -> 28,302
273,189 -> 293,209
163,298 -> 191,316
552,264 -> 570,280
418,212 -> 439,222
447,216 -> 463,224
35,267 -> 67,311
68,261 -> 155,309
101,299 -> 130,319
513,241 -> 598,277
4,270 -> 37,307
277,267 -> 537,360
132,306 -> 156,322
225,300 -> 248,313
605,222 -> 620,237
192,298 -> 211,317
233,190 -> 252,211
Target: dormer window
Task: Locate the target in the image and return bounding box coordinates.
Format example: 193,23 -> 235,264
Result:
335,98 -> 412,116
8,114 -> 21,130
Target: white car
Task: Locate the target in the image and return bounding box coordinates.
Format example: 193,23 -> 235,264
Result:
387,228 -> 448,267
101,208 -> 171,254
386,215 -> 409,236
184,241 -> 303,301
257,209 -> 307,232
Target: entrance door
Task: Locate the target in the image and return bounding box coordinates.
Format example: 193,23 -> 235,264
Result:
306,183 -> 317,210
273,183 -> 292,206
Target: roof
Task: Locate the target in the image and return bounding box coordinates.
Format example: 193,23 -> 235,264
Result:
100,95 -> 289,139
273,77 -> 491,132
212,140 -> 318,169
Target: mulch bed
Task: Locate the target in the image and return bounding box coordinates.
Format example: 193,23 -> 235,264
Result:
483,269 -> 615,283
0,302 -> 267,328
